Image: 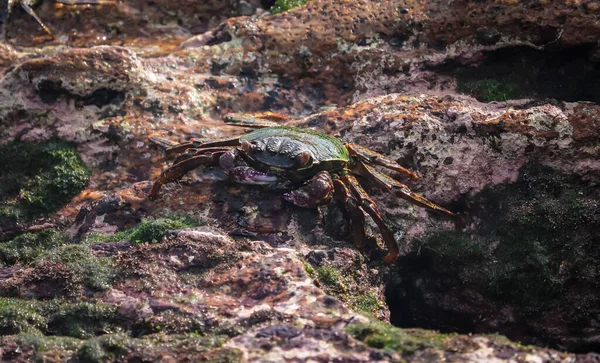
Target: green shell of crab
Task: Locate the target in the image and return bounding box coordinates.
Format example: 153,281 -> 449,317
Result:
241,126 -> 349,166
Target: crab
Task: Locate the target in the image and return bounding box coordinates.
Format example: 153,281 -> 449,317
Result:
148,114 -> 462,264
5,0 -> 115,39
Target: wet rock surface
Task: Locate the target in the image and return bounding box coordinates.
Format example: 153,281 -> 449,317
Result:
0,0 -> 600,361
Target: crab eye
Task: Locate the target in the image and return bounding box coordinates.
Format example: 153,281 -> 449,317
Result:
296,151 -> 312,167
241,141 -> 253,153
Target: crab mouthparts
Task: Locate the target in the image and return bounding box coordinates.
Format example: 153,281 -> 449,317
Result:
230,167 -> 277,184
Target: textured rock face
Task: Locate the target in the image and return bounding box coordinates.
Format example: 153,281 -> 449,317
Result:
1,0 -> 600,361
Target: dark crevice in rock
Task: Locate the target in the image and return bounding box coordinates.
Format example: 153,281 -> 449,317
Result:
433,44 -> 600,103
204,24 -> 233,46
36,80 -> 125,109
386,163 -> 600,353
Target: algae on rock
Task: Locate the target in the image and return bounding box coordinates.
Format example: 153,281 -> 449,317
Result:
0,139 -> 90,224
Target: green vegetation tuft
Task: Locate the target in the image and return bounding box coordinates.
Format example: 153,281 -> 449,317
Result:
35,245 -> 116,291
76,333 -> 239,363
415,164 -> 600,307
457,78 -> 523,102
0,229 -> 66,267
77,333 -> 147,362
316,266 -> 342,287
0,139 -> 90,222
0,299 -> 123,339
350,292 -> 382,317
16,333 -> 83,361
127,217 -> 197,244
46,302 -> 119,339
86,217 -> 198,245
270,0 -> 309,14
0,298 -> 46,335
303,261 -> 314,277
346,322 -> 446,356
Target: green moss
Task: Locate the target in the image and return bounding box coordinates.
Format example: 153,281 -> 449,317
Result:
303,261 -> 314,277
0,299 -> 124,339
0,298 -> 46,335
270,0 -> 309,14
86,217 -> 199,245
127,217 -> 197,244
457,78 -> 524,102
350,292 -> 383,317
346,322 -> 446,356
416,164 -> 600,307
0,229 -> 66,267
77,333 -> 239,363
77,333 -> 147,362
46,302 -> 120,339
16,333 -> 83,361
316,266 -> 342,287
84,230 -> 129,244
35,245 -> 115,291
0,139 -> 90,222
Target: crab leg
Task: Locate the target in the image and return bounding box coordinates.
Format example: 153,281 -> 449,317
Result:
148,151 -> 225,199
283,171 -> 334,208
149,134 -> 241,158
173,147 -> 234,165
13,0 -> 54,37
224,114 -> 281,129
345,143 -> 418,180
333,178 -> 367,249
356,161 -> 463,225
340,174 -> 400,265
6,0 -> 116,39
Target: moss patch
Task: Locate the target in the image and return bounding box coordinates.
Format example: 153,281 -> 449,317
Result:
34,245 -> 116,291
0,139 -> 90,223
3,332 -> 241,362
0,298 -> 47,335
86,216 -> 199,245
76,333 -> 239,363
0,229 -> 66,267
270,0 -> 310,14
0,298 -> 123,339
441,46 -> 600,103
350,292 -> 383,318
401,163 -> 600,312
346,322 -> 446,356
15,333 -> 83,362
46,302 -> 120,339
457,78 -> 524,102
316,266 -> 343,287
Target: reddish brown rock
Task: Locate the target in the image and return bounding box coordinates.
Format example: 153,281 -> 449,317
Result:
1,0 -> 600,360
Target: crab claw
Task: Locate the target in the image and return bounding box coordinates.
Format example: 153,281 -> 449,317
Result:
283,171 -> 334,208
229,166 -> 277,185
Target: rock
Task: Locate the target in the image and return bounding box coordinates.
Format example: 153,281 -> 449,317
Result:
1,0 -> 599,360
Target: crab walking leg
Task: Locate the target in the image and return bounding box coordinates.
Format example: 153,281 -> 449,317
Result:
15,0 -> 54,37
224,114 -> 281,129
344,143 -> 418,180
357,162 -> 463,224
283,171 -> 334,208
333,178 -> 367,249
173,147 -> 234,165
148,152 -> 224,199
341,174 -> 400,265
149,134 -> 241,158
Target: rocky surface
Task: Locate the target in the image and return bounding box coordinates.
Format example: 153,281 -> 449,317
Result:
1,0 -> 600,361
